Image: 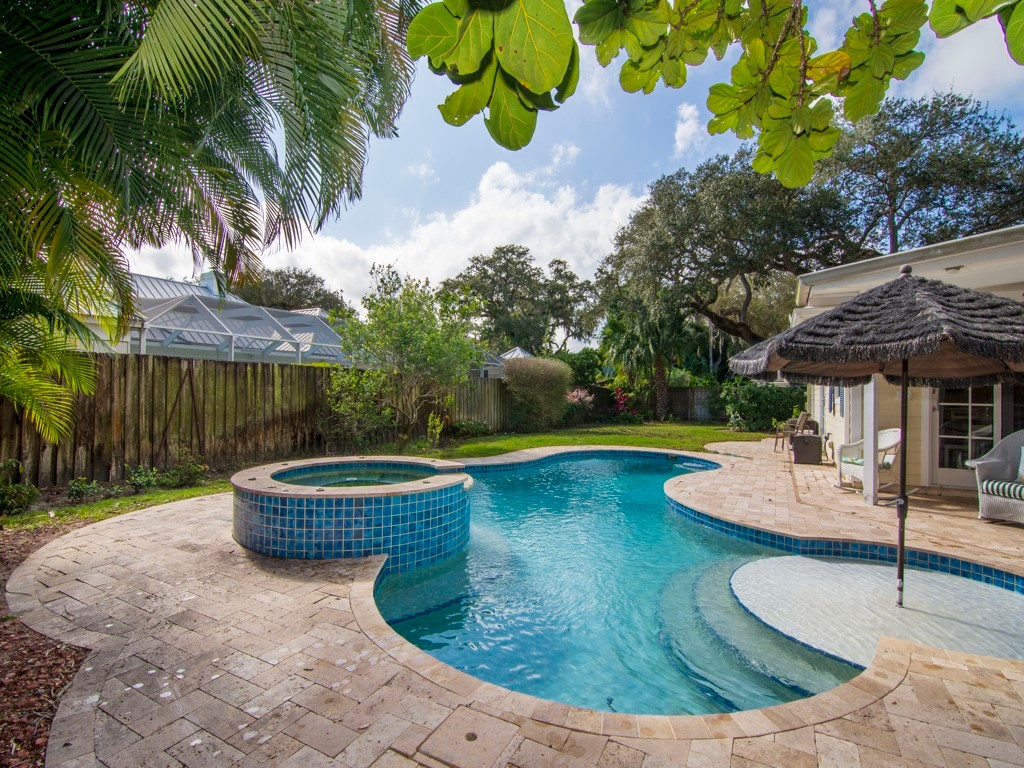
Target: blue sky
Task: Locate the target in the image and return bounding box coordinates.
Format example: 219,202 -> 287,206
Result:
131,8 -> 1024,300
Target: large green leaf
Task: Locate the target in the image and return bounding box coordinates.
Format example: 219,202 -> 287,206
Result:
555,42 -> 581,103
450,9 -> 494,74
775,135 -> 814,187
494,0 -> 574,93
440,56 -> 497,125
1004,0 -> 1024,63
484,70 -> 538,149
842,75 -> 886,121
575,0 -> 622,44
408,4 -> 460,66
929,0 -> 972,36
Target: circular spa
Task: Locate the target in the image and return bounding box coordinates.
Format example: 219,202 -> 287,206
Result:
231,457 -> 472,573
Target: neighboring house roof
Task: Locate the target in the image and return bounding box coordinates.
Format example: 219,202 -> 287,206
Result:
794,225 -> 1024,322
132,273 -> 247,303
113,273 -> 347,364
499,346 -> 533,360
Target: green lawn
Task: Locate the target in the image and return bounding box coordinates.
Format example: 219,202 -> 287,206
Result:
3,423 -> 765,531
424,422 -> 766,459
3,481 -> 233,531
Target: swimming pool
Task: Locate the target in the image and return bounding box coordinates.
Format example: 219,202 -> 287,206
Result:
374,453 -> 858,715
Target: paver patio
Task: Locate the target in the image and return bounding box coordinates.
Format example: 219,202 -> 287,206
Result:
7,440 -> 1024,767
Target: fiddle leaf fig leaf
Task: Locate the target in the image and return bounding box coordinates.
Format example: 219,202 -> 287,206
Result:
450,9 -> 494,75
408,4 -> 460,67
930,0 -> 972,36
575,0 -> 623,44
1004,0 -> 1024,63
439,55 -> 497,125
484,69 -> 539,149
555,42 -> 581,102
774,134 -> 814,187
494,0 -> 575,93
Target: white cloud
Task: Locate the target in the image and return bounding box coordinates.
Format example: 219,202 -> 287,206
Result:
901,21 -> 1024,103
551,142 -> 581,169
404,160 -> 439,183
673,102 -> 707,158
271,161 -> 646,298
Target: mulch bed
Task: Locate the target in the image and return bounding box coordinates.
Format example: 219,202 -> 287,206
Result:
1,523 -> 91,768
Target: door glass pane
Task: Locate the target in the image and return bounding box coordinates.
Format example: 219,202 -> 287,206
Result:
939,405 -> 969,436
972,385 -> 994,402
971,439 -> 993,460
940,388 -> 970,404
939,438 -> 969,469
971,406 -> 994,436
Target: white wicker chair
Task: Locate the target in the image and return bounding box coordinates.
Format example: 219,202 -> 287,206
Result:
837,428 -> 902,490
965,429 -> 1024,523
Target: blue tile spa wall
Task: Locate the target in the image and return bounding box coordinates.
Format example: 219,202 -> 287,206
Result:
233,482 -> 470,574
668,498 -> 1024,595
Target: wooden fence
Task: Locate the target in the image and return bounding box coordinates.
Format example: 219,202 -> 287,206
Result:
0,356 -> 326,487
667,386 -> 722,421
451,378 -> 516,432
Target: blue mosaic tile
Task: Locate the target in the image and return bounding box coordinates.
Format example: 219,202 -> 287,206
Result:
667,498 -> 1024,596
233,480 -> 470,574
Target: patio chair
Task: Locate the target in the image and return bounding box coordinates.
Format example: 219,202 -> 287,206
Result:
965,429 -> 1024,523
837,428 -> 902,489
774,411 -> 809,452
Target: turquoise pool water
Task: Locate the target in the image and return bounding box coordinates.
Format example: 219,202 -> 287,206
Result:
277,467 -> 435,487
375,454 -> 858,715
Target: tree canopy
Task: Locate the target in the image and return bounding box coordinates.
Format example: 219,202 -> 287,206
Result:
235,267 -> 352,313
1,0 -> 415,441
442,245 -> 597,354
336,265 -> 482,439
826,93 -> 1024,253
406,0 -> 1024,186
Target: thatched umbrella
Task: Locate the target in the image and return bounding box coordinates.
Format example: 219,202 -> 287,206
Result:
729,265 -> 1024,607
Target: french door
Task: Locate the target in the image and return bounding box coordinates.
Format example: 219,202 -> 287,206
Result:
933,385 -> 997,487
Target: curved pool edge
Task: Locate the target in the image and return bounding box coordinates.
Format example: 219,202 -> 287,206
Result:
351,547 -> 914,737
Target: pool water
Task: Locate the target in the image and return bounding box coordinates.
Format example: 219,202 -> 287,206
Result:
279,467 -> 435,487
375,454 -> 858,715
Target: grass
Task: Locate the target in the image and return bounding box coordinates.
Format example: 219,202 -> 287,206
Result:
1,422 -> 765,531
423,422 -> 766,459
2,481 -> 233,531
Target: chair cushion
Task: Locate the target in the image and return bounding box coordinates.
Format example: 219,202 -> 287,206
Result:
1018,447 -> 1024,483
980,479 -> 1024,501
841,457 -> 865,466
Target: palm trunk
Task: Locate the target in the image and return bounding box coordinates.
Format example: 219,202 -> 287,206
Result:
653,354 -> 668,422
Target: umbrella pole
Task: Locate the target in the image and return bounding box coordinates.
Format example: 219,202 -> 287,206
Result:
896,359 -> 909,608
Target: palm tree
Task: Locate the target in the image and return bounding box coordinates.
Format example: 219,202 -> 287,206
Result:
0,0 -> 417,441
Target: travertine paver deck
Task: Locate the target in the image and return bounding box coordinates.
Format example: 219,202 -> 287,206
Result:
7,440 -> 1024,768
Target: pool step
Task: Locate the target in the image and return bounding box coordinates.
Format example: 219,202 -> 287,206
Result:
660,559 -> 806,712
689,558 -> 859,696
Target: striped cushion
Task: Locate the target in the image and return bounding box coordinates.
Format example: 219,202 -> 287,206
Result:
980,480 -> 1024,501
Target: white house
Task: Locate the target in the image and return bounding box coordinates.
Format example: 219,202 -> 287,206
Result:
795,225 -> 1024,503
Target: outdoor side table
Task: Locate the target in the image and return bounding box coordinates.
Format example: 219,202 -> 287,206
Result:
791,434 -> 823,464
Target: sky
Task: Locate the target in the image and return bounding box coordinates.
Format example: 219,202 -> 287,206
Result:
130,6 -> 1024,302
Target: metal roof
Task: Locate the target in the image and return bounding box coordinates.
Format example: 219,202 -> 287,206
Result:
128,289 -> 347,364
132,273 -> 247,303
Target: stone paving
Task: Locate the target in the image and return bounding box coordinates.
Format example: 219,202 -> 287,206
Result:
7,440 -> 1024,768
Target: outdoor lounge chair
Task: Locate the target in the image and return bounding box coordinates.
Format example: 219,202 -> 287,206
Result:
837,428 -> 902,489
774,411 -> 809,452
965,429 -> 1024,523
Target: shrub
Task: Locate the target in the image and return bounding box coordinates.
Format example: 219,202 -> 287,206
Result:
126,465 -> 159,493
553,348 -> 603,386
0,461 -> 38,518
719,378 -> 805,431
563,387 -> 595,425
503,358 -> 573,431
159,449 -> 209,488
322,367 -> 397,449
67,477 -> 100,502
427,411 -> 444,448
449,419 -> 493,438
